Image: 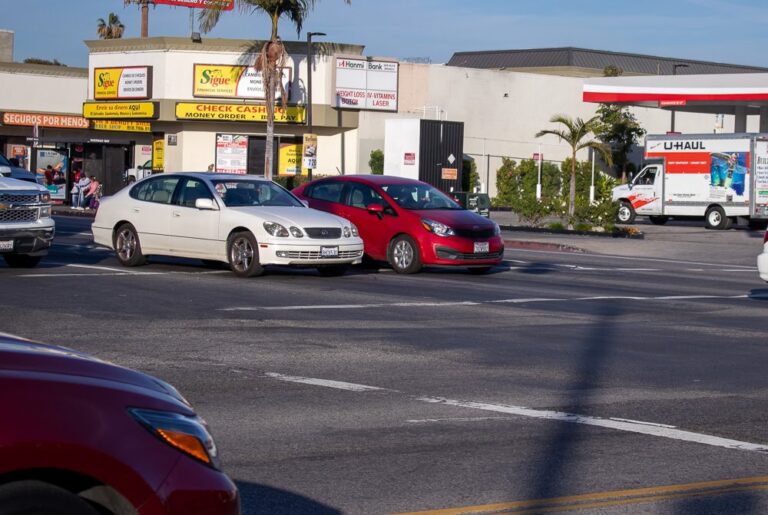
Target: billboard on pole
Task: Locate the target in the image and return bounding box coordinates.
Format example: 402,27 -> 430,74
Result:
154,0 -> 234,10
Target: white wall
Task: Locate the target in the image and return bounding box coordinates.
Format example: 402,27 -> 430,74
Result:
0,70 -> 85,113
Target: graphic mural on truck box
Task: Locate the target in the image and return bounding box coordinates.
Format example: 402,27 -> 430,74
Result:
646,137 -> 751,205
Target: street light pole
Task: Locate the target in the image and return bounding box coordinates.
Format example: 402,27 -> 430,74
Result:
306,31 -> 326,181
670,63 -> 689,133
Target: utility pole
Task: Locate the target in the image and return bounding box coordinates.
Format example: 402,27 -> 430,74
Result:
306,31 -> 326,181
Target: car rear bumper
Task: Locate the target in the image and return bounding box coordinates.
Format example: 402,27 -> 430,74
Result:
424,236 -> 504,266
259,241 -> 364,266
758,250 -> 768,282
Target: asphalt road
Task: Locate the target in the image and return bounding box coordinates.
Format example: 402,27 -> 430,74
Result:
2,215 -> 768,514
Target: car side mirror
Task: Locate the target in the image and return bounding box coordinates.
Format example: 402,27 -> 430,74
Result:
367,203 -> 385,219
0,165 -> 10,176
195,198 -> 218,210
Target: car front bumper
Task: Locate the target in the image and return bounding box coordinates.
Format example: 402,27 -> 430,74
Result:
259,241 -> 364,266
425,236 -> 505,266
0,223 -> 55,256
758,249 -> 768,282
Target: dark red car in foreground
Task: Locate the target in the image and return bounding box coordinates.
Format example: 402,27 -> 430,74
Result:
293,175 -> 504,273
0,333 -> 239,515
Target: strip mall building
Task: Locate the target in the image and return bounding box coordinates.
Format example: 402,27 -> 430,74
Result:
2,32 -> 768,200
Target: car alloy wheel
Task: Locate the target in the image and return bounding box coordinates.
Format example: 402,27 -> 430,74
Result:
114,223 -> 146,267
227,231 -> 264,277
388,235 -> 422,274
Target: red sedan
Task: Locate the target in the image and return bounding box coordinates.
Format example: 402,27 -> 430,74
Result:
0,333 -> 239,515
293,175 -> 504,273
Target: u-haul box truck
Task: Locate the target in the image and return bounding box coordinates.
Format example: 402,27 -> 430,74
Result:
612,133 -> 768,229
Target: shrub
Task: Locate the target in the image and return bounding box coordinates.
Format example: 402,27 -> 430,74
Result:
548,222 -> 565,231
369,149 -> 384,175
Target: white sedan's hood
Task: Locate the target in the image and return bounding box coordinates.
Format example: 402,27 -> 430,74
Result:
224,206 -> 348,228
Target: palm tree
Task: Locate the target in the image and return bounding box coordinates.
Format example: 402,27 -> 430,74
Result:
199,0 -> 351,179
536,115 -> 612,228
97,13 -> 125,39
124,0 -> 150,37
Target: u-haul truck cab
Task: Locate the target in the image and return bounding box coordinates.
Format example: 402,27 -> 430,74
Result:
612,133 -> 768,229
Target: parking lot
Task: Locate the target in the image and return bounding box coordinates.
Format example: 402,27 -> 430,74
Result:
3,215 -> 768,514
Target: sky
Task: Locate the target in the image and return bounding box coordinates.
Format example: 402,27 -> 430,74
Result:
4,0 -> 768,68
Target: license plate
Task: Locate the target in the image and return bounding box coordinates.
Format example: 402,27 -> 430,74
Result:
0,240 -> 13,252
321,246 -> 339,258
474,241 -> 489,253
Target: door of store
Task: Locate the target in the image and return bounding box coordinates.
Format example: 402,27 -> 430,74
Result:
83,144 -> 129,196
247,136 -> 278,177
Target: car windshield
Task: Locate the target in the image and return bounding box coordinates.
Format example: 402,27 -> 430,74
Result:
212,179 -> 304,208
381,183 -> 463,210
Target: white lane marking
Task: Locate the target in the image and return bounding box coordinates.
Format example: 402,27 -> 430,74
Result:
265,372 -> 387,392
508,248 -> 756,269
222,293 -> 760,312
263,372 -> 768,454
416,396 -> 768,454
67,264 -> 148,274
407,417 -> 516,424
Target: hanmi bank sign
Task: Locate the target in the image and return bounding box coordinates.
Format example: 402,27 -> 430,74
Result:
334,57 -> 398,112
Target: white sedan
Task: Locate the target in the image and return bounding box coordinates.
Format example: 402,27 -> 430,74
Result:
759,229 -> 768,282
92,173 -> 364,277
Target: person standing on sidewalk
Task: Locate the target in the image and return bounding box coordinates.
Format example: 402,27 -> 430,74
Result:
74,174 -> 92,210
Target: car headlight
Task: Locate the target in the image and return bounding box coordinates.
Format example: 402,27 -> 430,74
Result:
493,222 -> 501,236
40,192 -> 51,202
289,226 -> 304,238
130,408 -> 220,469
40,205 -> 51,218
343,226 -> 351,238
421,218 -> 455,237
263,222 -> 289,237
350,224 -> 359,237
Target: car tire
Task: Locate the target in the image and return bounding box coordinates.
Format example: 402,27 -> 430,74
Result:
114,223 -> 146,266
467,266 -> 493,275
0,480 -> 100,515
3,254 -> 41,268
648,215 -> 669,225
705,206 -> 729,230
616,201 -> 636,224
227,231 -> 264,278
388,235 -> 422,274
316,264 -> 349,277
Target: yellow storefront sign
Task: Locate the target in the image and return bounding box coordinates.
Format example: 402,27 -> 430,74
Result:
152,137 -> 164,172
175,102 -> 305,123
193,65 -> 242,97
92,120 -> 151,133
83,102 -> 158,119
94,66 -> 151,100
278,143 -> 309,176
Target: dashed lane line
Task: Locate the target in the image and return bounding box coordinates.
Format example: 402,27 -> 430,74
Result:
263,372 -> 768,455
221,293 -> 767,312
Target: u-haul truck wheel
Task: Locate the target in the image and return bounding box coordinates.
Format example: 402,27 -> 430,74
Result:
705,206 -> 731,230
616,201 -> 635,224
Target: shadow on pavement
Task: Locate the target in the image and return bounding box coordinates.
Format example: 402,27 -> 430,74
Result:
748,289 -> 768,300
517,262 -> 559,275
673,491 -> 760,514
236,481 -> 341,515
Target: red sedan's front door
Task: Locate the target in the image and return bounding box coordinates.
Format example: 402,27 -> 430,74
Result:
336,182 -> 397,261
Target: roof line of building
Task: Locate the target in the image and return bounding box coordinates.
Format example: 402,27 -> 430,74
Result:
449,46 -> 768,72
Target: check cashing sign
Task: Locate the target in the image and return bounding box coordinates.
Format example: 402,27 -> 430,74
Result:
94,67 -> 152,100
175,103 -> 305,123
193,64 -> 291,100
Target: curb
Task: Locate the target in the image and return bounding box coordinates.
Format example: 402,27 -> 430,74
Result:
499,224 -> 644,240
503,239 -> 585,253
52,207 -> 96,218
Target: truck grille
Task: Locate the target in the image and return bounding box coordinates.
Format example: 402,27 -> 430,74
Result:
304,227 -> 342,239
0,193 -> 39,204
0,208 -> 39,223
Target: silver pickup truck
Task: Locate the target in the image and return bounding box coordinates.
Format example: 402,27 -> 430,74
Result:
0,175 -> 55,268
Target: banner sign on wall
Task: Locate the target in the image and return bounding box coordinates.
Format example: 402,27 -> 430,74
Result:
279,142 -> 308,176
83,102 -> 158,119
193,64 -> 291,100
92,120 -> 151,133
335,57 -> 398,111
94,66 -> 152,100
36,149 -> 68,201
175,102 -> 305,123
215,134 -> 248,174
152,136 -> 165,172
3,112 -> 89,129
154,0 -> 234,9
